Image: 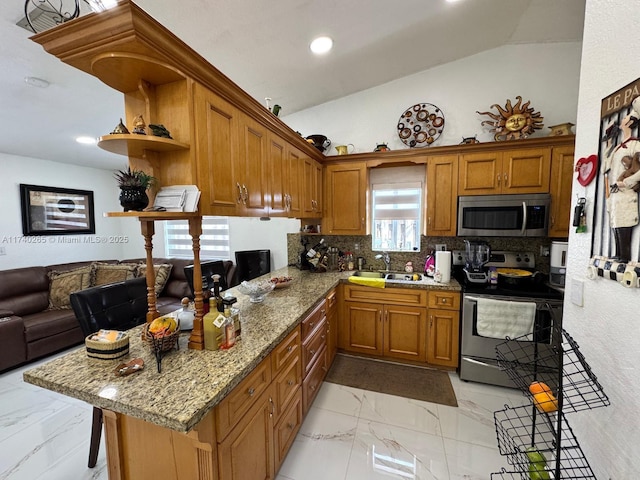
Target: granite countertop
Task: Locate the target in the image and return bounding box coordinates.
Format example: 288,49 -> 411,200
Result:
23,267 -> 460,433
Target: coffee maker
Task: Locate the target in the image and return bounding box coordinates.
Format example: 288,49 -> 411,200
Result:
550,241 -> 568,287
463,240 -> 491,283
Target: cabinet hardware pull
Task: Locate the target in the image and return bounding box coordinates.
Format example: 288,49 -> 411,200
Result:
236,183 -> 243,203
287,379 -> 294,386
247,387 -> 255,396
361,217 -> 365,227
321,309 -> 325,316
242,185 -> 248,204
269,397 -> 274,416
310,349 -> 316,355
310,385 -> 316,391
287,345 -> 293,352
497,173 -> 501,185
321,334 -> 326,340
287,422 -> 294,430
504,173 -> 508,183
442,298 -> 446,303
428,217 -> 431,226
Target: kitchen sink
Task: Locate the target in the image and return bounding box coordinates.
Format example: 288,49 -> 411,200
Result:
385,273 -> 423,281
352,271 -> 386,278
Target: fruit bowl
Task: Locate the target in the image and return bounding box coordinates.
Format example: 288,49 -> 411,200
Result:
270,276 -> 293,289
236,280 -> 275,303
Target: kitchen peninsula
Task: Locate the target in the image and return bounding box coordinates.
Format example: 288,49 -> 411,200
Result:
24,267 -> 460,479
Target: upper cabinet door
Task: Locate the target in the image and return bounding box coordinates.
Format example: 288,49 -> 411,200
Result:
238,113 -> 269,216
302,157 -> 323,219
287,146 -> 303,218
194,84 -> 240,216
426,155 -> 458,236
323,162 -> 367,234
502,147 -> 551,194
267,133 -> 288,217
548,145 -> 575,237
459,148 -> 551,195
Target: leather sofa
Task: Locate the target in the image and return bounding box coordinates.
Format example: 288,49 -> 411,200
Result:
0,258 -> 236,372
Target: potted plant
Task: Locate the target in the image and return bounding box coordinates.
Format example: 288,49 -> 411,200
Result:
114,167 -> 157,211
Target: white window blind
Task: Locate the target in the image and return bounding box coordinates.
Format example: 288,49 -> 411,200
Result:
164,216 -> 230,260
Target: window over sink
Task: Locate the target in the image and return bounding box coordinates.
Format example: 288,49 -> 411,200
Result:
370,165 -> 424,252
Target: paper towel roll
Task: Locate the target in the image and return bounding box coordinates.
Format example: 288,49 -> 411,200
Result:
435,251 -> 452,283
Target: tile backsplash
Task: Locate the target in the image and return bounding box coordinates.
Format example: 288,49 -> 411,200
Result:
287,234 -> 556,274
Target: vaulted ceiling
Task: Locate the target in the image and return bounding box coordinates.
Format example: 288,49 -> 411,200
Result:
0,0 -> 585,170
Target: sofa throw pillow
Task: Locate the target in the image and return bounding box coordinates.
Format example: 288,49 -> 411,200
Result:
91,263 -> 138,287
136,263 -> 173,296
48,266 -> 92,310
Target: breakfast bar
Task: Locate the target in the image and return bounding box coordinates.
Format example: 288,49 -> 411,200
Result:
23,267 -> 460,479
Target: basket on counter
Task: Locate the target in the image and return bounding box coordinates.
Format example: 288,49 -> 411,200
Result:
141,322 -> 180,373
141,322 -> 181,352
85,334 -> 130,360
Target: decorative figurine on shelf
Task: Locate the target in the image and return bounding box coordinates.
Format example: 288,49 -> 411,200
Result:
111,118 -> 130,135
149,124 -> 173,139
374,142 -> 390,152
548,122 -> 574,136
477,96 -> 544,141
132,114 -> 147,135
460,135 -> 479,145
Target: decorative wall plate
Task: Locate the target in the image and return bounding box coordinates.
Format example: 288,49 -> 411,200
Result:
397,103 -> 445,147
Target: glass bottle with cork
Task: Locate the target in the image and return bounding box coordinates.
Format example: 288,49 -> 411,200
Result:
219,306 -> 236,350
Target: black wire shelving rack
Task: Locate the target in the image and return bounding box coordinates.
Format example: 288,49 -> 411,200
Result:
490,314 -> 610,479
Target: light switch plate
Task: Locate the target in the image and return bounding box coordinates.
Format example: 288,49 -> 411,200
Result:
435,244 -> 446,251
571,277 -> 584,307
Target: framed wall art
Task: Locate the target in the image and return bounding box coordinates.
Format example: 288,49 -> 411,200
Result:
590,77 -> 640,285
20,184 -> 96,236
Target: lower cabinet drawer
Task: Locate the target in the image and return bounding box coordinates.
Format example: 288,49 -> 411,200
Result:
302,318 -> 327,375
272,350 -> 302,420
215,356 -> 272,440
303,346 -> 327,415
274,388 -> 303,471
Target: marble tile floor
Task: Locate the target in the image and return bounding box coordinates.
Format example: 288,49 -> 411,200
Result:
0,349 -> 527,480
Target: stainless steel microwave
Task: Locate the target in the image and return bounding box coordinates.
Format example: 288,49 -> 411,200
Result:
457,194 -> 551,237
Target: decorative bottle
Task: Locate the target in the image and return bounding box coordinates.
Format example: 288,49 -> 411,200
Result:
203,298 -> 224,351
212,274 -> 224,313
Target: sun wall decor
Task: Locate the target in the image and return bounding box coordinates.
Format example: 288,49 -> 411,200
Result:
477,96 -> 544,141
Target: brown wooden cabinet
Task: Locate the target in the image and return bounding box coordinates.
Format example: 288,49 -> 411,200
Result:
341,285 -> 429,362
340,285 -> 460,368
301,157 -> 323,218
267,133 -> 289,217
217,386 -> 275,480
216,327 -> 303,480
323,162 -> 367,234
548,145 -> 575,237
286,145 -> 304,218
325,288 -> 338,365
426,155 -> 458,236
458,147 -> 551,195
301,299 -> 328,415
427,291 -> 461,368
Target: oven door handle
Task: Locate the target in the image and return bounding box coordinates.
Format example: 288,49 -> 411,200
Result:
521,201 -> 527,236
463,357 -> 503,369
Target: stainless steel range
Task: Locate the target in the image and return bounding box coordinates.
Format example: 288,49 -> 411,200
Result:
453,250 -> 564,388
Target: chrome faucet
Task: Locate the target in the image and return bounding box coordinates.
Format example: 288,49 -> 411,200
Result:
375,252 -> 391,272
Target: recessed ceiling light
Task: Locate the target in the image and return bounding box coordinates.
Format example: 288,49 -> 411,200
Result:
310,36 -> 333,55
76,136 -> 97,145
24,76 -> 49,88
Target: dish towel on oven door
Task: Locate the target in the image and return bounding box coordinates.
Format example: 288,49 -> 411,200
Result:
475,297 -> 536,340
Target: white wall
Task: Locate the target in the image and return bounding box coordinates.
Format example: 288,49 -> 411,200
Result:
282,42 -> 582,154
228,217 -> 300,270
564,1 -> 640,477
0,153 -> 301,271
0,152 -> 141,269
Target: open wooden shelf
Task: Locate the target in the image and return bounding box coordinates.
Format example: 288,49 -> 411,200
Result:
90,52 -> 186,93
98,134 -> 189,157
104,211 -> 200,221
